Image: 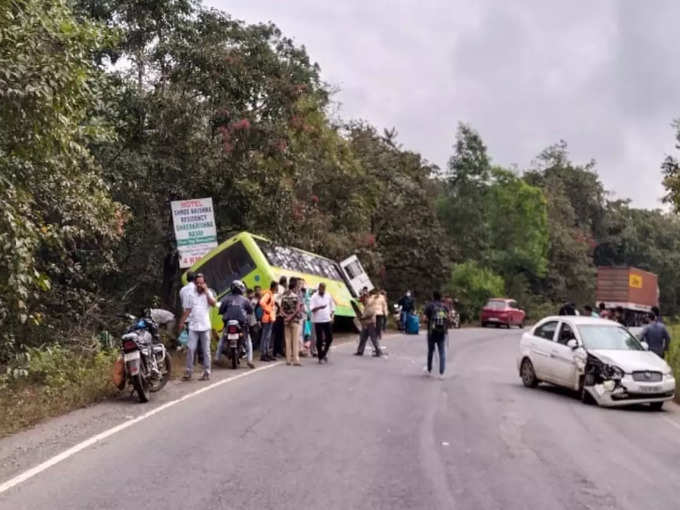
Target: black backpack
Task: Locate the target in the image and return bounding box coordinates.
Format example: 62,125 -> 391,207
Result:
431,304 -> 448,334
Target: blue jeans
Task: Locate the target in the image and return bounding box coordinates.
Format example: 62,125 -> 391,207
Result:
400,310 -> 412,330
427,333 -> 446,375
186,329 -> 211,375
260,322 -> 273,357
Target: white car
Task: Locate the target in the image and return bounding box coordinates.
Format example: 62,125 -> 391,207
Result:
518,316 -> 676,409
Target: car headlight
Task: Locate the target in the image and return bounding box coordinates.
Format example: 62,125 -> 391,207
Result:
605,365 -> 625,380
664,371 -> 675,379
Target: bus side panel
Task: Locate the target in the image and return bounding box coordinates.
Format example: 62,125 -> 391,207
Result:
267,269 -> 356,318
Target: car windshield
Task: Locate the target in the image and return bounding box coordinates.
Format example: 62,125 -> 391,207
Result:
485,300 -> 507,310
577,325 -> 644,351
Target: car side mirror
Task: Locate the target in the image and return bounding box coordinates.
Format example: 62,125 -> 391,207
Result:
641,341 -> 649,351
567,339 -> 578,350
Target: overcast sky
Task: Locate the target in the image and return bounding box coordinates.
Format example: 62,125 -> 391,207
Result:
207,0 -> 680,209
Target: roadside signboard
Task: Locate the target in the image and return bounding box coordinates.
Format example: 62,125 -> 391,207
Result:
171,197 -> 218,268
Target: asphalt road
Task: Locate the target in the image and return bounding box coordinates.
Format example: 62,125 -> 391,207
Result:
2,327 -> 680,510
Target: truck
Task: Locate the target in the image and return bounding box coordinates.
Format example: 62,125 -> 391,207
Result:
596,266 -> 659,326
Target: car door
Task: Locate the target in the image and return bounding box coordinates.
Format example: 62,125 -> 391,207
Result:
508,300 -> 519,325
529,320 -> 559,379
547,321 -> 580,389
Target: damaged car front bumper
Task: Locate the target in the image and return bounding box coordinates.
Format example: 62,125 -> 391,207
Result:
586,374 -> 676,407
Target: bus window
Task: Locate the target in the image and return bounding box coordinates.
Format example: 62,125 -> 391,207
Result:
344,260 -> 363,279
198,241 -> 256,296
256,239 -> 343,280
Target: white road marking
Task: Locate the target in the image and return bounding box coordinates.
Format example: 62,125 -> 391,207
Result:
661,415 -> 680,432
0,361 -> 282,495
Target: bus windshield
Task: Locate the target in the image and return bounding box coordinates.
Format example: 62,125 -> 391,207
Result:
198,240 -> 256,296
255,239 -> 343,280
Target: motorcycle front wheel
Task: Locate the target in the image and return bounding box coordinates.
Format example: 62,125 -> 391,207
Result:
132,373 -> 150,403
150,354 -> 172,393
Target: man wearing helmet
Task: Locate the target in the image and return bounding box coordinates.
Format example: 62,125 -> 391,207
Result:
216,280 -> 255,369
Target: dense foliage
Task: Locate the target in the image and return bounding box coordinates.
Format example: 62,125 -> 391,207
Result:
3,0 -> 680,363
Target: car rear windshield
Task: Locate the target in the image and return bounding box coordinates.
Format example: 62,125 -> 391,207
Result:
577,325 -> 644,351
485,300 -> 507,310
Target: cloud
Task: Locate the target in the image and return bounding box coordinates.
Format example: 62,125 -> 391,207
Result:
207,0 -> 680,208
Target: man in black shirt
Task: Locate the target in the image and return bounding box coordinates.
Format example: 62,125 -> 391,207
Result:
398,291 -> 414,331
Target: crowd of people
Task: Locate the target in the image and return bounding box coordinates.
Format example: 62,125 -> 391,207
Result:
176,273 -> 455,381
177,272 -> 394,380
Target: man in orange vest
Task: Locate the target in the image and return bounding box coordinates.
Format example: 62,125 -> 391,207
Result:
259,281 -> 278,361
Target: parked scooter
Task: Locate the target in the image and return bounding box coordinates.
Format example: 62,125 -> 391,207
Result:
118,313 -> 171,402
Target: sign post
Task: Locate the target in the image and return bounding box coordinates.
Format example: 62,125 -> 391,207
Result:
171,198 -> 218,268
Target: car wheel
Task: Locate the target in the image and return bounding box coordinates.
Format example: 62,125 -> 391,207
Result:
649,401 -> 664,411
520,359 -> 538,388
519,320 -> 525,329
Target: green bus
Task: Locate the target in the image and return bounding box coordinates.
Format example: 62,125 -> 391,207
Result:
181,232 -> 357,331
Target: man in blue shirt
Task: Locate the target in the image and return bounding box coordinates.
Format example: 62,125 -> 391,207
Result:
641,307 -> 671,358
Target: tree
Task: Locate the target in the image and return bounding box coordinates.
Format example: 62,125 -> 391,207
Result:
0,0 -> 123,358
88,4 -> 330,308
437,124 -> 492,260
486,168 -> 548,281
345,124 -> 450,299
524,143 -> 603,306
662,119 -> 680,212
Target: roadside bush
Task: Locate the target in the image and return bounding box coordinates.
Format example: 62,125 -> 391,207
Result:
524,300 -> 558,323
447,261 -> 505,322
0,344 -> 118,437
667,325 -> 680,403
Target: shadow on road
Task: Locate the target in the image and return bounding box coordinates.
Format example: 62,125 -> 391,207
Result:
512,381 -> 669,413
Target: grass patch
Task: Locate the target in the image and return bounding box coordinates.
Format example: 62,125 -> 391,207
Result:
0,346 -> 119,438
667,325 -> 680,403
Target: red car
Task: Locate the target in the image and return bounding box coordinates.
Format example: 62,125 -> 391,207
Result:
480,298 -> 525,328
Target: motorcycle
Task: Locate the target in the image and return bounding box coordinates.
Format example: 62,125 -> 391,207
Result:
118,313 -> 171,402
222,319 -> 246,369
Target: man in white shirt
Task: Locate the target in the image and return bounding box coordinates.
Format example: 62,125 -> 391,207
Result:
179,271 -> 205,363
310,282 -> 335,363
178,273 -> 216,381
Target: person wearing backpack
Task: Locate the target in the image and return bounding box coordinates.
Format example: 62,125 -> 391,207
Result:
424,290 -> 449,378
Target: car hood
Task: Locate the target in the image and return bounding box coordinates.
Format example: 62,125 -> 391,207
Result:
587,349 -> 671,373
